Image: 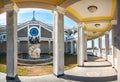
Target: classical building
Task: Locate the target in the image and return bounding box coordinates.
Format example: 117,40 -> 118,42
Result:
0,0 -> 119,82
0,17 -> 53,54
0,16 -> 79,55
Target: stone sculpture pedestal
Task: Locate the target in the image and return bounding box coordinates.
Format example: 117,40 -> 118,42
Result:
29,44 -> 41,59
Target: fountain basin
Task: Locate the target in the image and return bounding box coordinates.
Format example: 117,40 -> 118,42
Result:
18,53 -> 53,66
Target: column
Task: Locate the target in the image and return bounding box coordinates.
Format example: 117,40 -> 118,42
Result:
98,37 -> 102,57
112,25 -> 117,68
74,41 -> 77,54
84,32 -> 88,61
117,1 -> 120,81
53,6 -> 65,76
4,3 -> 19,80
92,40 -> 95,55
48,40 -> 51,53
77,23 -> 85,67
105,32 -> 109,60
70,40 -> 74,54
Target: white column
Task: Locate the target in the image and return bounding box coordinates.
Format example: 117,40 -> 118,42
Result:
4,3 -> 19,80
75,41 -> 77,54
117,1 -> 120,81
48,40 -> 51,53
77,23 -> 85,67
84,32 -> 88,61
70,40 -> 74,54
53,6 -> 65,76
98,37 -> 102,57
112,25 -> 117,68
105,32 -> 109,60
92,40 -> 95,55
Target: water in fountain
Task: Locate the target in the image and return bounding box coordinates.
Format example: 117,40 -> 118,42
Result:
18,44 -> 53,66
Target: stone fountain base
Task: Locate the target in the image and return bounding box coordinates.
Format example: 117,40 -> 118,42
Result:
18,44 -> 53,66
18,53 -> 53,66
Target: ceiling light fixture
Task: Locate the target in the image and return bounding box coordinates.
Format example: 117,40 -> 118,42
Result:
95,24 -> 100,27
88,5 -> 98,13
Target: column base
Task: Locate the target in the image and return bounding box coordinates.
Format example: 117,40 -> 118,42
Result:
105,59 -> 107,61
84,60 -> 88,62
53,73 -> 64,77
6,74 -> 18,80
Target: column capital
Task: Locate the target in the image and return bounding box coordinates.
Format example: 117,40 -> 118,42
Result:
54,6 -> 66,14
99,36 -> 102,39
78,23 -> 84,28
105,31 -> 109,35
4,3 -> 19,12
84,30 -> 87,34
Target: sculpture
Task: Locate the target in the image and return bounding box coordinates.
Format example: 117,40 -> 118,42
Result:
29,44 -> 41,59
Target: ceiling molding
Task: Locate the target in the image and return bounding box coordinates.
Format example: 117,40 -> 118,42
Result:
12,0 -> 64,6
59,0 -> 80,8
85,22 -> 111,32
0,2 -> 4,7
66,0 -> 116,22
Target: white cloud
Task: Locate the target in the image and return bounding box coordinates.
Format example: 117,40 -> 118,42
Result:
0,12 -> 6,25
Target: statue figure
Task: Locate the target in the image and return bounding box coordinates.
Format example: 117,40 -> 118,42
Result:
29,44 -> 41,59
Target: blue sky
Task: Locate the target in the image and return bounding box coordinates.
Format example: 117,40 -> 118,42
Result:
0,8 -> 77,28
0,8 -> 112,48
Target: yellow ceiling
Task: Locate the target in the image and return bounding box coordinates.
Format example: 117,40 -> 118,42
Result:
66,0 -> 116,22
65,0 -> 116,39
12,0 -> 64,6
85,21 -> 111,32
0,0 -> 117,40
0,2 -> 4,7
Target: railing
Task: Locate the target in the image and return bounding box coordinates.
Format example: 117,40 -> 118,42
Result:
18,37 -> 28,41
0,37 -> 53,42
41,37 -> 53,41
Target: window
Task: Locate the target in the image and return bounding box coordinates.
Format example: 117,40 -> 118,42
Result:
3,35 -> 6,39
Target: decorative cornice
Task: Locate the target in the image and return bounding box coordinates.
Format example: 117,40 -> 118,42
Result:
4,3 -> 19,12
78,22 -> 84,28
105,31 -> 109,35
54,6 -> 66,14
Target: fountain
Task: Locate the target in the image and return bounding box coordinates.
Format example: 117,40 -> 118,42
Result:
18,38 -> 53,66
29,44 -> 41,59
18,21 -> 53,65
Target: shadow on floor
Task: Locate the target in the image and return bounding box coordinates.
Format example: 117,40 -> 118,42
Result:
84,65 -> 111,68
87,56 -> 104,62
60,74 -> 117,82
7,76 -> 21,82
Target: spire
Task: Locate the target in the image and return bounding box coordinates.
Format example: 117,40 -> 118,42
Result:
32,11 -> 36,21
